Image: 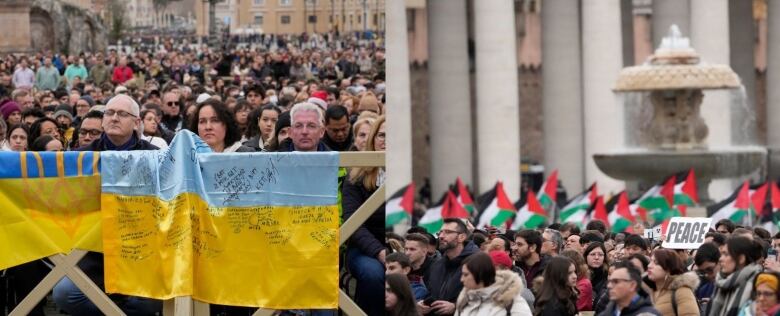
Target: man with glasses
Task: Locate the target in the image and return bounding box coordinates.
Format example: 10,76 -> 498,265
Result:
74,110 -> 103,148
418,218 -> 478,316
693,242 -> 720,313
599,261 -> 661,316
160,90 -> 184,133
54,94 -> 160,315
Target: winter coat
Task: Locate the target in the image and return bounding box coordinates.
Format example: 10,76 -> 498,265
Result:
706,263 -> 762,316
598,295 -> 662,316
652,271 -> 701,316
577,277 -> 594,311
425,242 -> 480,305
341,175 -> 385,258
534,295 -> 578,316
455,270 -> 532,316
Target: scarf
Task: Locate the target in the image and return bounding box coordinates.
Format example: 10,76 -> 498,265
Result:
709,263 -> 761,316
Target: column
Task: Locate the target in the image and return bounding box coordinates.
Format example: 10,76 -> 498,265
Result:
0,0 -> 32,53
690,0 -> 731,199
427,0 -> 472,199
582,0 -> 625,194
474,0 -> 520,199
768,0 -> 780,176
385,0 -> 413,199
729,0 -> 757,144
652,0 -> 690,48
542,0 -> 584,193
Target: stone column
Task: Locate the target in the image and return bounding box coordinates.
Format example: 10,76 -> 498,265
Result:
582,0 -> 625,194
0,0 -> 32,53
729,0 -> 757,145
652,0 -> 690,48
385,0 -> 413,200
474,0 -> 521,200
542,0 -> 584,193
768,0 -> 780,177
427,0 -> 472,199
690,0 -> 732,199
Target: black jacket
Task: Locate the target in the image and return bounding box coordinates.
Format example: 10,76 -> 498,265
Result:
597,295 -> 661,316
342,176 -> 385,258
321,130 -> 353,152
424,242 -> 480,306
535,296 -> 578,316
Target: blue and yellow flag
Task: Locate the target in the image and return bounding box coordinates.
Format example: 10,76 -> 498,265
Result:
0,151 -> 103,270
100,131 -> 340,309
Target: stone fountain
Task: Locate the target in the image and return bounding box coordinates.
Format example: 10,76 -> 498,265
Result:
593,26 -> 766,204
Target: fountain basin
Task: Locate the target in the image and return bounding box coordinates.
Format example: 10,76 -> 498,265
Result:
593,147 -> 766,183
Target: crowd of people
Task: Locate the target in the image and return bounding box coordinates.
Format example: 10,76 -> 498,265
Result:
385,218 -> 780,316
0,33 -> 386,316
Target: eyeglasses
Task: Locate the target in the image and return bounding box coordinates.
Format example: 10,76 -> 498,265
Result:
607,278 -> 634,285
438,229 -> 463,236
167,101 -> 179,107
78,129 -> 102,137
104,109 -> 137,118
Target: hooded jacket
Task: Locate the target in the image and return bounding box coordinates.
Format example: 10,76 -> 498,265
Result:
425,242 -> 480,306
652,271 -> 701,316
706,263 -> 762,316
455,270 -> 532,316
598,294 -> 661,316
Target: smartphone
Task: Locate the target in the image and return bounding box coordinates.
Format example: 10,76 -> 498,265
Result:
423,297 -> 435,306
769,248 -> 778,262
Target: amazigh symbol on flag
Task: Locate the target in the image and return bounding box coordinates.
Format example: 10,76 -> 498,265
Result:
477,181 -> 517,229
456,177 -> 476,215
559,183 -> 598,226
386,182 -> 416,228
537,170 -> 559,213
511,190 -> 547,230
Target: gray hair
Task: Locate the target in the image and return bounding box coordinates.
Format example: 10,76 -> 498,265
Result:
106,94 -> 140,117
545,228 -> 564,254
290,102 -> 324,126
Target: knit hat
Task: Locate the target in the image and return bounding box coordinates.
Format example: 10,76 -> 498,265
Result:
274,111 -> 291,140
80,95 -> 95,107
0,101 -> 21,119
53,110 -> 74,121
358,92 -> 380,113
756,273 -> 779,292
489,250 -> 513,270
311,90 -> 328,101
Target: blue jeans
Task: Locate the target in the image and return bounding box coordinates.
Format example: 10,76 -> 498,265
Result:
53,276 -> 162,316
345,248 -> 384,316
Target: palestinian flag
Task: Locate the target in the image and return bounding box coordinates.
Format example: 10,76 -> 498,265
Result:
673,169 -> 699,206
607,191 -> 635,232
760,182 -> 780,233
442,190 -> 470,219
588,195 -> 610,230
537,170 -> 559,213
635,177 -> 674,225
476,182 -> 517,228
559,183 -> 598,226
418,192 -> 448,234
456,177 -> 476,215
511,190 -> 548,230
707,181 -> 755,226
386,182 -> 416,228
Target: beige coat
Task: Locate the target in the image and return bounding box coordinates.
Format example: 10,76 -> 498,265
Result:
455,270 -> 533,316
652,271 -> 701,316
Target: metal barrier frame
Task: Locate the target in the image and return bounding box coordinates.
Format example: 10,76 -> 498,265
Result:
8,151 -> 384,316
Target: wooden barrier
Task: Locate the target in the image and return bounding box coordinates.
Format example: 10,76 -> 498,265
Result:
8,151 -> 384,316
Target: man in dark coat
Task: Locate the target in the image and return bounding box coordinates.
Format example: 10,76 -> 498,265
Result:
420,219 -> 480,316
598,261 -> 661,316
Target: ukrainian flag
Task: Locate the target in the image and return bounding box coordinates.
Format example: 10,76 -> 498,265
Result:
100,131 -> 340,309
0,151 -> 103,270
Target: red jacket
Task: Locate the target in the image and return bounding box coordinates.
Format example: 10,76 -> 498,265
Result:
577,277 -> 594,311
112,66 -> 133,84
